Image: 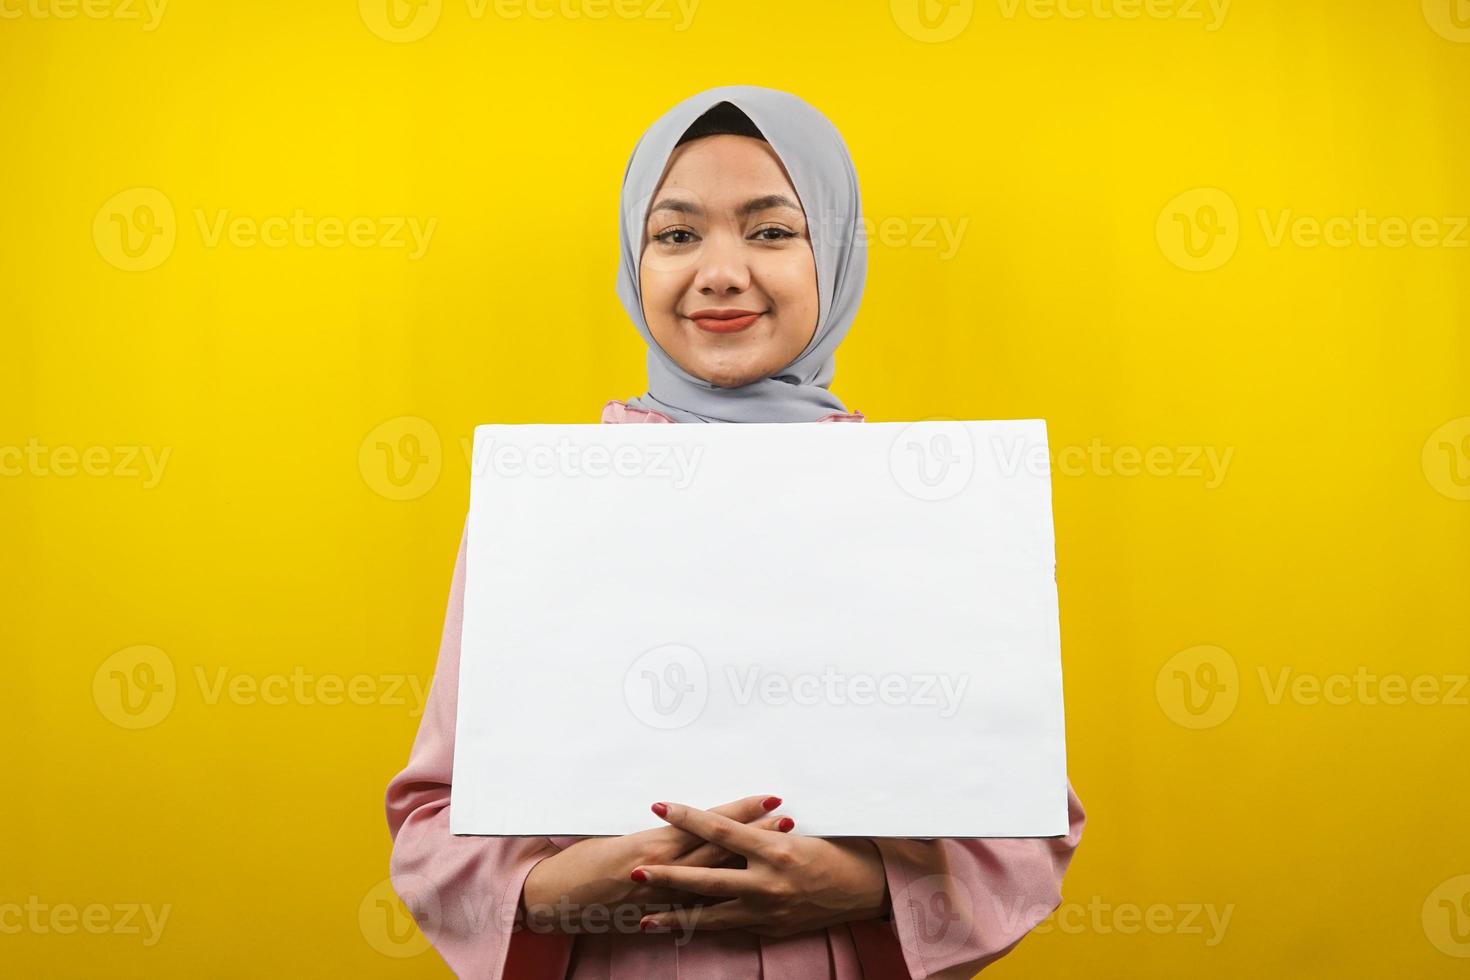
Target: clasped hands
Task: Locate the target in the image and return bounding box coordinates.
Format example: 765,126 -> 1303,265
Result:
520,794 -> 890,939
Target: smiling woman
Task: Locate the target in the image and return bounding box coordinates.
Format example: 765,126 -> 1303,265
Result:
638,103 -> 819,390
611,88 -> 870,424
384,85 -> 1086,980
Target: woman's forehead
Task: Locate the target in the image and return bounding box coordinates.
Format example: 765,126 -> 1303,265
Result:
647,192 -> 804,221
656,135 -> 794,189
648,145 -> 802,221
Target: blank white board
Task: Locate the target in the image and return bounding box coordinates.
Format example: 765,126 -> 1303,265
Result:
450,419 -> 1069,838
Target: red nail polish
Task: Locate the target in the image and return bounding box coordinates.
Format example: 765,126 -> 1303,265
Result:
651,802 -> 669,817
630,868 -> 648,883
762,796 -> 782,811
777,816 -> 795,832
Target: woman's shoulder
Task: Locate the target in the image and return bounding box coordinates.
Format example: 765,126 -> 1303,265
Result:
600,399 -> 865,424
600,399 -> 678,424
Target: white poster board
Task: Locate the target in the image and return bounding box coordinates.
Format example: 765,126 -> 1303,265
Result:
450,420 -> 1069,838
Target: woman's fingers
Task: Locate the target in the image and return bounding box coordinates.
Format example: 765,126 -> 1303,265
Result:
640,794 -> 778,857
708,794 -> 784,825
651,801 -> 782,861
679,812 -> 795,868
640,898 -> 758,934
669,795 -> 783,859
631,864 -> 762,900
625,883 -> 702,906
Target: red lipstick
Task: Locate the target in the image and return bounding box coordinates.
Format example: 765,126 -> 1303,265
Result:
685,308 -> 763,333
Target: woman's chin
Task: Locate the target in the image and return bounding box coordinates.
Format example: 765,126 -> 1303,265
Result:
687,360 -> 772,389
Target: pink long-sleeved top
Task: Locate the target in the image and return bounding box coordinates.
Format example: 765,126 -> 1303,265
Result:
384,399 -> 1086,980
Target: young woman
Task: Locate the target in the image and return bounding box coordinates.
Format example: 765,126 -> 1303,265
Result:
385,84 -> 1086,980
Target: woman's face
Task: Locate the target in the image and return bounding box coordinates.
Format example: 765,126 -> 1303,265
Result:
639,134 -> 819,389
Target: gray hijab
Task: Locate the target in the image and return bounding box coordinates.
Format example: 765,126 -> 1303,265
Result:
614,85 -> 867,423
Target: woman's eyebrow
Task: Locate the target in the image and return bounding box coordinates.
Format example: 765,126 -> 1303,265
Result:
648,194 -> 804,218
738,194 -> 803,216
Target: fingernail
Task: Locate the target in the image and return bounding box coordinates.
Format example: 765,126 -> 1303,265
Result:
651,802 -> 669,817
761,796 -> 782,811
630,868 -> 648,883
641,918 -> 668,933
777,816 -> 795,832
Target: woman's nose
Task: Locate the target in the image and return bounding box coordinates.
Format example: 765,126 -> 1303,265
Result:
692,233 -> 751,295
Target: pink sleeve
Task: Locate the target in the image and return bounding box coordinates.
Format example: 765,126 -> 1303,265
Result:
849,782 -> 1086,979
383,516 -> 575,980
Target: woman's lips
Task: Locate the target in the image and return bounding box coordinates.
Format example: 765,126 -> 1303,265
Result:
686,309 -> 763,333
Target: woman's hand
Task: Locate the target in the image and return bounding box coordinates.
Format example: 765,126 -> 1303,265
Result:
520,793 -> 791,933
633,801 -> 890,938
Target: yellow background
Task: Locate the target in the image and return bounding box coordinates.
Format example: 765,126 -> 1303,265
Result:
3,0 -> 1468,976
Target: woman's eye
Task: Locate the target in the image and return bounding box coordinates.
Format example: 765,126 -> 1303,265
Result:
752,227 -> 798,242
653,229 -> 697,245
